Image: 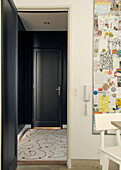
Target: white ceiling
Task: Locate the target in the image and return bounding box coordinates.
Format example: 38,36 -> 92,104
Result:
18,12 -> 68,31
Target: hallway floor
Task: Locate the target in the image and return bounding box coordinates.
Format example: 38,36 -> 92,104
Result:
17,160 -> 118,170
18,129 -> 66,161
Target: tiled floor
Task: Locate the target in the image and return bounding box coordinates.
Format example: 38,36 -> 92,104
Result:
17,160 -> 119,170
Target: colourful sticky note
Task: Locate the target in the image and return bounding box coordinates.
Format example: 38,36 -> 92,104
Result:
93,112 -> 102,114
105,71 -> 108,74
115,98 -> 121,108
99,96 -> 109,112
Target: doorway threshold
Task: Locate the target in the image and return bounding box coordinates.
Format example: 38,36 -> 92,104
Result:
33,127 -> 61,130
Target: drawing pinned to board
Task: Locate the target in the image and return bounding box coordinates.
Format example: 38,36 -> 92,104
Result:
117,76 -> 121,86
94,60 -> 100,71
119,20 -> 121,29
117,50 -> 121,57
115,98 -> 121,108
94,72 -> 108,85
100,52 -> 113,70
102,83 -> 110,90
95,5 -> 111,15
95,0 -> 111,16
117,68 -> 121,73
94,38 -> 99,53
98,19 -> 104,30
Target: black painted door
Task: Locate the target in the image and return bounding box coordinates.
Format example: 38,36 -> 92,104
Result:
2,0 -> 18,169
33,49 -> 62,127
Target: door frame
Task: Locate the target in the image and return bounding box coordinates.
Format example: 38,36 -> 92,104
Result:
33,48 -> 62,128
18,6 -> 72,168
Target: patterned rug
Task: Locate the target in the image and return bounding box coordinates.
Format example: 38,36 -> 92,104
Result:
18,129 -> 67,161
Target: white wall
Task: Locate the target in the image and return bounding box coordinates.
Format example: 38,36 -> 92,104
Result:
13,0 -> 117,159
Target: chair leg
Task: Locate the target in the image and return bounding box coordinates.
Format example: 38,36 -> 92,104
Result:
102,157 -> 109,170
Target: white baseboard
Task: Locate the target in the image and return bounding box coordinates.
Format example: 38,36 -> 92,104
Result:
67,159 -> 71,168
25,124 -> 31,129
17,124 -> 31,141
62,124 -> 67,129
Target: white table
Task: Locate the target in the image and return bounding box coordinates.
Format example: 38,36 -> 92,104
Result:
111,121 -> 121,130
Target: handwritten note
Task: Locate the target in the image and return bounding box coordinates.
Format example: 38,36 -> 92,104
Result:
95,4 -> 111,15
99,95 -> 109,112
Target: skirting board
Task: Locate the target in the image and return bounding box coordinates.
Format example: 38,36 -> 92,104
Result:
17,124 -> 31,141
18,161 -> 66,165
62,124 -> 67,129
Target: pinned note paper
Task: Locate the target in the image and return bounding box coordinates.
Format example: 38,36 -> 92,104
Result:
99,95 -> 109,112
109,107 -> 115,113
115,98 -> 121,108
105,71 -> 108,74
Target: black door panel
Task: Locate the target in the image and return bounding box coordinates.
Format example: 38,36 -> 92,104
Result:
33,49 -> 62,127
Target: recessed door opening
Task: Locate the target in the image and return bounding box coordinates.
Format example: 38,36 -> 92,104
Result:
17,11 -> 68,166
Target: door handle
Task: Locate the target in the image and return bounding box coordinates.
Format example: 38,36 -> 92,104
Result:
56,86 -> 61,96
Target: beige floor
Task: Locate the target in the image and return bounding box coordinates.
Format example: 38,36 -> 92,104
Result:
17,160 -> 119,170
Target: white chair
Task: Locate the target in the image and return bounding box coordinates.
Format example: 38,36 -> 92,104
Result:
95,113 -> 121,170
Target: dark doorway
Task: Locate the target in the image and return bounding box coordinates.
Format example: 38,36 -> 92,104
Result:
18,31 -> 67,129
33,49 -> 62,127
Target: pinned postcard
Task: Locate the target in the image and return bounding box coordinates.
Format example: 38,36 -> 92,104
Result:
95,4 -> 111,15
94,72 -> 107,85
94,94 -> 99,105
109,93 -> 116,107
99,95 -> 109,112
